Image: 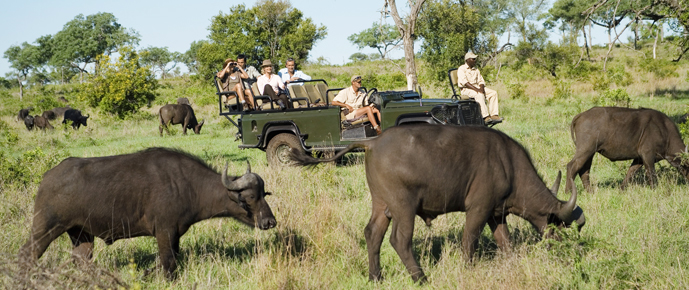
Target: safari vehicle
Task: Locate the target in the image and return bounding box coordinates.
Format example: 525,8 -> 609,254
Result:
216,77 -> 484,166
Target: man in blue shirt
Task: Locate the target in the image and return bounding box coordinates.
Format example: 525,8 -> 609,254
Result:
278,58 -> 311,85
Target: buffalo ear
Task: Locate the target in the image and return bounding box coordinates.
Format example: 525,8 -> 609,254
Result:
264,192 -> 272,196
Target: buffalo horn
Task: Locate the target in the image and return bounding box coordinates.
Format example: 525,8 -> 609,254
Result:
199,119 -> 205,126
222,163 -> 242,201
557,178 -> 578,222
222,162 -> 251,191
246,160 -> 252,174
550,171 -> 562,196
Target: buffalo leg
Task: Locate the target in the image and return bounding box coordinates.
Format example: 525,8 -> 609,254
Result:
487,215 -> 511,252
19,222 -> 67,267
388,210 -> 425,283
462,209 -> 491,262
579,156 -> 594,192
641,153 -> 658,188
67,227 -> 94,262
567,153 -> 594,193
621,159 -> 643,190
364,200 -> 391,281
155,231 -> 180,278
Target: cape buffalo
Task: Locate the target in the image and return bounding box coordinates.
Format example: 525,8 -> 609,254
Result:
34,115 -> 53,130
159,104 -> 204,136
177,97 -> 190,105
41,110 -> 56,121
566,107 -> 689,193
63,108 -> 89,129
23,115 -> 34,131
19,148 -> 276,278
51,105 -> 71,119
291,125 -> 585,283
17,107 -> 33,122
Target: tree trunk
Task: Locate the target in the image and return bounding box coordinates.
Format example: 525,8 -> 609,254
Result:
387,0 -> 425,91
653,25 -> 659,59
17,77 -> 23,101
582,26 -> 590,60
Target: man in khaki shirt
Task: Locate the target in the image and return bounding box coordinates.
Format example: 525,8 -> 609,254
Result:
457,52 -> 502,124
332,75 -> 382,134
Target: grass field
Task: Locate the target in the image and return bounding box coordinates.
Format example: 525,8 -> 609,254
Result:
1,52 -> 689,289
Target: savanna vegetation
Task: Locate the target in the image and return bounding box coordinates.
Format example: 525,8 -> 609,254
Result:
3,0 -> 689,288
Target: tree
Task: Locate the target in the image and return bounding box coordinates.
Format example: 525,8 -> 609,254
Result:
181,40 -> 207,75
349,52 -> 370,62
348,23 -> 401,60
79,47 -> 157,118
50,12 -> 140,83
140,47 -> 182,79
386,0 -> 426,90
201,0 -> 327,81
3,42 -> 40,100
418,0 -> 481,82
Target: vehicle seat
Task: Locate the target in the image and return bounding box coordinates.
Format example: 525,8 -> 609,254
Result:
340,108 -> 370,129
449,69 -> 472,100
303,84 -> 326,107
214,76 -> 241,111
286,85 -> 310,108
251,82 -> 278,110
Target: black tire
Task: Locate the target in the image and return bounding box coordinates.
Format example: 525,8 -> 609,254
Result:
266,133 -> 303,167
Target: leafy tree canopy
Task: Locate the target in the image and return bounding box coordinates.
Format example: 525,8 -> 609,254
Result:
50,12 -> 140,78
140,46 -> 182,79
347,23 -> 401,60
197,0 -> 327,81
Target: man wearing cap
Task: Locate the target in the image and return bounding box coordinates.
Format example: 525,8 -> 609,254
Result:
332,75 -> 382,134
257,59 -> 291,109
457,52 -> 502,124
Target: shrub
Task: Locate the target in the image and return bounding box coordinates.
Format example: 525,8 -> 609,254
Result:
607,65 -> 633,87
552,79 -> 573,100
594,88 -> 631,107
506,82 -> 527,101
0,148 -> 67,187
590,73 -> 611,92
639,58 -> 679,79
78,46 -> 158,119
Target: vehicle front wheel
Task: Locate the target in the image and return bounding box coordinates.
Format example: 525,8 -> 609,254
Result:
266,133 -> 303,167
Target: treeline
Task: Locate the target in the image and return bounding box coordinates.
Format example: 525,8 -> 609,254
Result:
3,0 -> 689,117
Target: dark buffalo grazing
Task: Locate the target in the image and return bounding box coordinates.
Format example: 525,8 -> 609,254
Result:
23,115 -> 34,131
19,148 -> 276,277
41,110 -> 56,121
159,104 -> 205,136
17,107 -> 33,122
34,115 -> 54,130
177,97 -> 190,105
58,96 -> 69,103
63,109 -> 89,129
566,107 -> 689,193
290,125 -> 585,283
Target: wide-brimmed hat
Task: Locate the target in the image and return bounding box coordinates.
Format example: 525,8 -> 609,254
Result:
464,52 -> 478,60
350,75 -> 362,82
261,59 -> 274,68
223,58 -> 234,67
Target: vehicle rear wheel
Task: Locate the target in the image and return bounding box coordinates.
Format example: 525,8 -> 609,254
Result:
266,133 -> 302,167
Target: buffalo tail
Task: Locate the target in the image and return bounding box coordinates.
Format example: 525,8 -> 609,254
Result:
289,142 -> 370,167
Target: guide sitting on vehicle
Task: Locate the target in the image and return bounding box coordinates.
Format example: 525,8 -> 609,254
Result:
332,75 -> 382,135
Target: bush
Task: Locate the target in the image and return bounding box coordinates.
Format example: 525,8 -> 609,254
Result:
552,79 -> 573,100
639,58 -> 679,79
594,88 -> 631,107
590,73 -> 611,92
0,148 -> 67,187
78,46 -> 158,119
506,82 -> 527,101
607,65 -> 633,87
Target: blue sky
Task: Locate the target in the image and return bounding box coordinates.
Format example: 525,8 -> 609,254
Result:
1,0 -> 623,77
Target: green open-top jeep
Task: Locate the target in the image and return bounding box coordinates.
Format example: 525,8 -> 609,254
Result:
216,77 -> 484,166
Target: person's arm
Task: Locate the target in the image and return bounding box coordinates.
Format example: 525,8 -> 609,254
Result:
237,66 -> 248,79
217,63 -> 230,78
257,76 -> 266,95
295,71 -> 311,81
275,75 -> 286,90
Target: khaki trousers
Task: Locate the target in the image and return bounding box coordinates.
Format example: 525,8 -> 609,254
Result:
461,87 -> 499,118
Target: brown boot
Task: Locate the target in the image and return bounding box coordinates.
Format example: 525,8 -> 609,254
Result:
491,115 -> 503,122
374,125 -> 382,135
484,116 -> 493,124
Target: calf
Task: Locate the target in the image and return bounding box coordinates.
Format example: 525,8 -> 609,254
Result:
34,115 -> 54,130
566,107 -> 689,192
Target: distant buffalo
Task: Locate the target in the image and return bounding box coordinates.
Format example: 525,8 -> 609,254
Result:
63,109 -> 89,130
177,97 -> 190,105
41,110 -> 56,121
51,106 -> 71,119
17,107 -> 33,122
23,116 -> 34,131
18,148 -> 276,277
566,107 -> 689,192
34,115 -> 54,130
58,96 -> 69,103
159,104 -> 204,136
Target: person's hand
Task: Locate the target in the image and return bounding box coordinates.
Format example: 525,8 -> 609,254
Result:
347,105 -> 354,112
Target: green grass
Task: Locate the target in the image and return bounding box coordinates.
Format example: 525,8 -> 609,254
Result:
2,53 -> 689,289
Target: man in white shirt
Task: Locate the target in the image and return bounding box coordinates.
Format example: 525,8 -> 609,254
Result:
278,58 -> 311,85
457,52 -> 502,124
332,75 -> 382,134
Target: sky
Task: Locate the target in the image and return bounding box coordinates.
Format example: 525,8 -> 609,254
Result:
0,0 -> 626,78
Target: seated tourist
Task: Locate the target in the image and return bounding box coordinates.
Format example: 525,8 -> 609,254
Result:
257,59 -> 291,110
216,58 -> 254,111
332,75 -> 382,135
278,58 -> 311,85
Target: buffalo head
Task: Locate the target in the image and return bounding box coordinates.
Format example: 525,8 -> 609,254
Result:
221,162 -> 276,230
